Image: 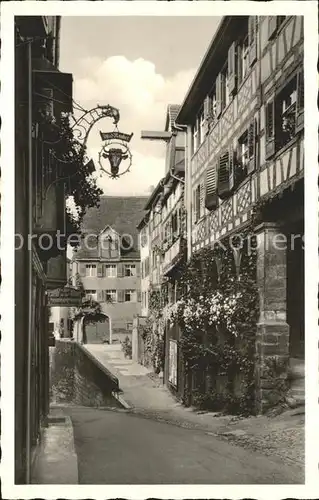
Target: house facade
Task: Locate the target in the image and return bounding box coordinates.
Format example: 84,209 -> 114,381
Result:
176,16 -> 304,411
15,16 -> 73,482
137,214 -> 151,317
71,196 -> 147,344
138,105 -> 187,392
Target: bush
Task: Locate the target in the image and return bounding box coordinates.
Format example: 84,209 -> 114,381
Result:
121,335 -> 132,359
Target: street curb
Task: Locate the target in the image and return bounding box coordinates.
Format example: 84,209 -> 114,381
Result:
31,413 -> 79,484
112,390 -> 132,410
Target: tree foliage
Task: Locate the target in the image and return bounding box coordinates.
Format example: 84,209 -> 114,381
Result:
51,113 -> 103,240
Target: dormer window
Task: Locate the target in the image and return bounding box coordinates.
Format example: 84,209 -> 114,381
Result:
100,232 -> 119,259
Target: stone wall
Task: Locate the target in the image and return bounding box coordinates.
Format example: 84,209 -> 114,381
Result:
255,223 -> 290,413
50,340 -> 122,408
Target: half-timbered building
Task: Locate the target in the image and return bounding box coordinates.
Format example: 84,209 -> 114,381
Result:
176,15 -> 304,411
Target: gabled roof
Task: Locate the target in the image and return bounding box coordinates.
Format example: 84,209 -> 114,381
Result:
165,104 -> 181,131
99,225 -> 120,237
176,16 -> 249,124
74,196 -> 148,260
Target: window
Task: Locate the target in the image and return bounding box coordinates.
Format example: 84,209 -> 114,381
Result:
124,264 -> 136,277
238,130 -> 249,171
100,235 -> 119,259
171,211 -> 179,239
105,264 -> 117,278
125,289 -> 136,302
279,80 -> 297,147
199,109 -> 205,145
85,264 -> 97,277
238,34 -> 249,85
85,289 -> 97,301
222,64 -> 230,108
206,87 -> 218,126
265,74 -> 301,159
126,322 -> 133,331
105,289 -> 117,302
192,118 -> 199,154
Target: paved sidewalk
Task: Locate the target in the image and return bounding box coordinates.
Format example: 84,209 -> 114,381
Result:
84,343 -> 305,469
31,408 -> 78,484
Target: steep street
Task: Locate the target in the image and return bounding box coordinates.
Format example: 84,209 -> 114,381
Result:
66,406 -> 303,484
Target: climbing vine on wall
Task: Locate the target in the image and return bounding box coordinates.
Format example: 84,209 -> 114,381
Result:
172,225 -> 259,415
140,286 -> 165,374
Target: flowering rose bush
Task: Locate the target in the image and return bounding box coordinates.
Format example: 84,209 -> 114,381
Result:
165,291 -> 243,337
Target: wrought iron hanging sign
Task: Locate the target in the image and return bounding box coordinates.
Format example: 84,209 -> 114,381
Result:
98,129 -> 133,179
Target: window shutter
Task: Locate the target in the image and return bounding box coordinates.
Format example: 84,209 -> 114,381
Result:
97,263 -> 103,277
136,262 -> 141,277
118,290 -> 124,302
248,16 -> 257,67
192,189 -> 197,223
268,16 -> 278,40
97,290 -> 103,302
229,147 -> 236,191
228,42 -> 237,95
215,73 -> 224,118
217,151 -> 231,199
296,71 -> 304,133
204,96 -> 212,122
205,162 -> 218,210
79,262 -> 86,276
237,44 -> 242,85
265,100 -> 275,159
247,120 -> 257,173
137,290 -> 142,303
117,262 -> 124,277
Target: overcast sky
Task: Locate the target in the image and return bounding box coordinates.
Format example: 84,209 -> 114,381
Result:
59,16 -> 221,196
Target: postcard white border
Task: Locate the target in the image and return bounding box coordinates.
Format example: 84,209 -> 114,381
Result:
1,1 -> 318,499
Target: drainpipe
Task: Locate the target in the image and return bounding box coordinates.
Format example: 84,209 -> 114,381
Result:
186,125 -> 193,260
26,39 -> 33,484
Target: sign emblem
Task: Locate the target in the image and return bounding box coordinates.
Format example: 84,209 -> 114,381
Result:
99,129 -> 133,178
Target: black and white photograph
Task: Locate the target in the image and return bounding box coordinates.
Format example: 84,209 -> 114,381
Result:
1,1 -> 318,498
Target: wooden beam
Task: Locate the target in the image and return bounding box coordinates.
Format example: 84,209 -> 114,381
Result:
141,130 -> 172,141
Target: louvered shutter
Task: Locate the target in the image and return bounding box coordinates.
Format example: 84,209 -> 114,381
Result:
229,147 -> 236,191
268,16 -> 278,40
248,16 -> 257,67
78,262 -> 86,277
199,181 -> 205,218
205,162 -> 218,211
228,42 -> 237,95
218,151 -> 231,199
118,290 -> 124,302
97,263 -> 103,277
215,73 -> 223,118
296,71 -> 304,133
265,100 -> 275,159
97,290 -> 103,302
247,120 -> 256,173
137,291 -> 142,303
117,262 -> 124,277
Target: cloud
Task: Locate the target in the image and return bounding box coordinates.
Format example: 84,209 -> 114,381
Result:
72,56 -> 195,194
